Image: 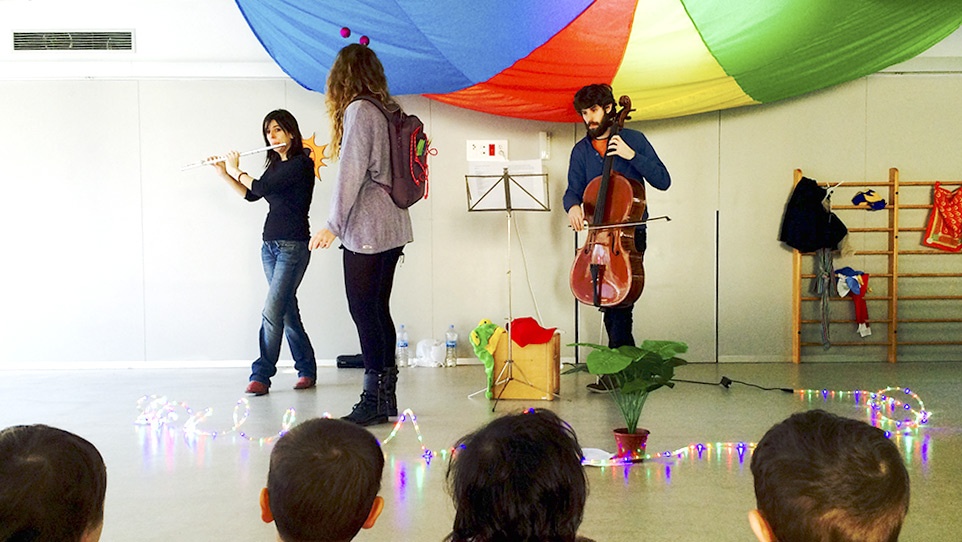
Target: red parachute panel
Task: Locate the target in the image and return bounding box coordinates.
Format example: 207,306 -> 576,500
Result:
426,0 -> 638,122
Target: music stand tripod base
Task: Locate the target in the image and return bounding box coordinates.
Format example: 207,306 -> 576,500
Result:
463,166 -> 554,410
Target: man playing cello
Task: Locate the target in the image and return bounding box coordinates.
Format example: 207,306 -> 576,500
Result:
564,83 -> 671,392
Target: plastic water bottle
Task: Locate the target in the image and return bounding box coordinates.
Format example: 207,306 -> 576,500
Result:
444,324 -> 458,367
396,325 -> 410,368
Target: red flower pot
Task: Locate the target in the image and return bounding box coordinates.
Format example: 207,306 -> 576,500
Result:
613,427 -> 650,462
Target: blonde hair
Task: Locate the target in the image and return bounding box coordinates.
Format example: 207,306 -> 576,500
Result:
326,44 -> 394,159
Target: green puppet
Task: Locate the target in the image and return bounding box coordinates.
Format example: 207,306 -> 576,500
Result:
470,319 -> 505,399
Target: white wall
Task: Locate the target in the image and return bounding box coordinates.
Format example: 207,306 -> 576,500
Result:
0,0 -> 283,79
1,1 -> 961,367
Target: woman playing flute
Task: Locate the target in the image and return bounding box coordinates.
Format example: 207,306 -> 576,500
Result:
209,109 -> 317,396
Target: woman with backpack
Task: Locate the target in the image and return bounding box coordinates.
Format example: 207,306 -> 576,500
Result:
310,43 -> 413,426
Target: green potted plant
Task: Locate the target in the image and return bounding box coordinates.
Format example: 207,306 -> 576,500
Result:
565,340 -> 688,462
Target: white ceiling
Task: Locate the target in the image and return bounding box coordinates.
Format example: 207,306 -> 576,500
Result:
1,0 -> 961,80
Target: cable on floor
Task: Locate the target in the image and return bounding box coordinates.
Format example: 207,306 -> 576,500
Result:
674,377 -> 794,393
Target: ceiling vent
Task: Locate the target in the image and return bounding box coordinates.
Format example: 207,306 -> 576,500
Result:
13,31 -> 133,51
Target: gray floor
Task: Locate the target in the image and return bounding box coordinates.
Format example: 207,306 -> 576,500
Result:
1,361 -> 959,541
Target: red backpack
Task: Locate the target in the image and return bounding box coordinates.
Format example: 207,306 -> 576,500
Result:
354,95 -> 431,208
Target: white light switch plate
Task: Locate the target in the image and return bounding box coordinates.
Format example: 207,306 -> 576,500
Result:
466,140 -> 508,161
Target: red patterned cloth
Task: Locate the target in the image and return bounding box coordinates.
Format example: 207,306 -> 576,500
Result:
923,182 -> 962,252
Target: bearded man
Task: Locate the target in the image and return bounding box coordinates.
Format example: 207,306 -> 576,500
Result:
562,83 -> 671,392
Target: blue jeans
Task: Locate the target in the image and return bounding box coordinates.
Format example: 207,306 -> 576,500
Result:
250,240 -> 316,386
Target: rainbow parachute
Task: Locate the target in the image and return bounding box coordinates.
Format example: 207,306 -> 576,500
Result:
236,0 -> 962,122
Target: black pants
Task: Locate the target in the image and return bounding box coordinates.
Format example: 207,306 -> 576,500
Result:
601,228 -> 647,349
343,246 -> 404,372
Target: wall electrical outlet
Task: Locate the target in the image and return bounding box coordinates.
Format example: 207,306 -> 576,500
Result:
466,139 -> 508,161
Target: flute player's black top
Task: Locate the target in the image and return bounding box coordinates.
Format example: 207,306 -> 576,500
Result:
244,151 -> 315,241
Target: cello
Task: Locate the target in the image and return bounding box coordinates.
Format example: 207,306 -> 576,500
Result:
569,95 -> 648,308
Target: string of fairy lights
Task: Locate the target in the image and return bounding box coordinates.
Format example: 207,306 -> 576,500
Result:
798,386 -> 929,434
133,385 -> 930,467
135,395 -> 296,446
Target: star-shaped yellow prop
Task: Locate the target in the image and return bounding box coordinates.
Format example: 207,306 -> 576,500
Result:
302,133 -> 328,180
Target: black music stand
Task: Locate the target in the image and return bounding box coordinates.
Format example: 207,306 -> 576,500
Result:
465,166 -> 551,411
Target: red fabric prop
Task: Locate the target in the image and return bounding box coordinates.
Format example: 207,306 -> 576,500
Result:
923,182 -> 962,252
849,274 -> 869,325
508,317 -> 557,347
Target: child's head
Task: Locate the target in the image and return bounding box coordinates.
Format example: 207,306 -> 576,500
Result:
262,418 -> 384,542
749,409 -> 910,542
446,409 -> 587,542
0,424 -> 107,542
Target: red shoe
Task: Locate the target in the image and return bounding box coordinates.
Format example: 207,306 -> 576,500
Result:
293,377 -> 315,390
245,381 -> 269,396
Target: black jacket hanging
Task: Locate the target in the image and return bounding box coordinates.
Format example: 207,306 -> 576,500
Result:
779,177 -> 847,252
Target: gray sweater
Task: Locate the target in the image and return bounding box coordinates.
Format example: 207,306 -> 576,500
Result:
326,100 -> 414,254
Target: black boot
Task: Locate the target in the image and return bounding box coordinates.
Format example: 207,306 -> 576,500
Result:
381,366 -> 399,417
342,371 -> 388,426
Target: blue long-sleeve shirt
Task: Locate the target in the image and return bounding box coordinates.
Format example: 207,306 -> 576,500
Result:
563,128 -> 670,223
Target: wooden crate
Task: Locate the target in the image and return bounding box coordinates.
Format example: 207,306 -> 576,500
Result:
491,333 -> 560,400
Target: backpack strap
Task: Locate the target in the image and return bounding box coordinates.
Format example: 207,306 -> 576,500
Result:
352,94 -> 399,118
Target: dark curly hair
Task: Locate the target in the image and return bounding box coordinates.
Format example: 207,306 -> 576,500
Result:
445,409 -> 588,542
573,84 -> 615,113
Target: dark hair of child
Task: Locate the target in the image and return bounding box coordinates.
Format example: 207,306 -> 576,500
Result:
267,418 -> 384,542
445,409 -> 589,542
751,409 -> 910,542
0,424 -> 107,542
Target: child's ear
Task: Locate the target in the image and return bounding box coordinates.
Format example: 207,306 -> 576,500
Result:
362,496 -> 384,529
80,520 -> 104,542
748,509 -> 775,542
260,488 -> 274,524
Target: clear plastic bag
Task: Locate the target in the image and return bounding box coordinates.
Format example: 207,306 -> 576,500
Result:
414,339 -> 445,367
